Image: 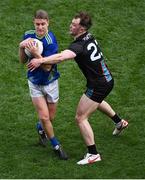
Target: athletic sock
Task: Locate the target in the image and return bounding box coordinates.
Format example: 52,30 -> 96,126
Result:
49,137 -> 60,149
111,114 -> 122,124
87,144 -> 98,155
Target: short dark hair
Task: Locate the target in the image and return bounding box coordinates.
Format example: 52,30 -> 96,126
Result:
34,9 -> 49,20
74,11 -> 92,30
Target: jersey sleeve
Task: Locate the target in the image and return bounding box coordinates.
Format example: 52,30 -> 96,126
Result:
42,31 -> 58,57
68,42 -> 83,55
23,33 -> 28,40
23,30 -> 35,40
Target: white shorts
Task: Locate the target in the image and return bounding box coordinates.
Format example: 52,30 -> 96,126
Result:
28,80 -> 59,103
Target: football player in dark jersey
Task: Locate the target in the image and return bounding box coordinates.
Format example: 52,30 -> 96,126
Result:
28,11 -> 128,165
19,9 -> 68,160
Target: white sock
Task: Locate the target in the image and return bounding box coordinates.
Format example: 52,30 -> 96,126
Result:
54,145 -> 60,150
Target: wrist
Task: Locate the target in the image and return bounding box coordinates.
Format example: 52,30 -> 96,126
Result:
19,45 -> 24,49
40,58 -> 44,64
19,43 -> 25,49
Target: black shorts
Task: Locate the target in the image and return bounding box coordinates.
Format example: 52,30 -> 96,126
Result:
85,79 -> 114,103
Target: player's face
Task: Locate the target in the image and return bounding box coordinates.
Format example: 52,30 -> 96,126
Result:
69,18 -> 84,37
34,18 -> 49,37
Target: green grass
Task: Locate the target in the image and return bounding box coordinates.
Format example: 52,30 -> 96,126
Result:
0,0 -> 145,178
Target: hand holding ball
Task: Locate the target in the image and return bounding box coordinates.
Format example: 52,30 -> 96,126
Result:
24,38 -> 51,71
24,38 -> 43,58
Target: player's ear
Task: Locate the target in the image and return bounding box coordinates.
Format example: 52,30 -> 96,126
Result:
80,26 -> 86,33
47,19 -> 49,26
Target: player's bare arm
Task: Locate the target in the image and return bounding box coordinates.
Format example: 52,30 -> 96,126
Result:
27,49 -> 76,71
19,38 -> 32,63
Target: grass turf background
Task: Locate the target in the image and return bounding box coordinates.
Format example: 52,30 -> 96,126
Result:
0,0 -> 145,179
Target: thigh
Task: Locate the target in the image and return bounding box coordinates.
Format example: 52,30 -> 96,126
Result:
32,96 -> 49,119
43,80 -> 59,121
43,80 -> 59,103
76,94 -> 99,120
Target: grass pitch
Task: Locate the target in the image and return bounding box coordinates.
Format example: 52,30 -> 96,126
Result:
0,0 -> 145,179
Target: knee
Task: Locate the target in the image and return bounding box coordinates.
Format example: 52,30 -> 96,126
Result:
75,114 -> 84,124
40,112 -> 55,123
40,114 -> 50,123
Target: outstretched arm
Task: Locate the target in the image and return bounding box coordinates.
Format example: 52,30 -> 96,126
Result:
27,49 -> 76,71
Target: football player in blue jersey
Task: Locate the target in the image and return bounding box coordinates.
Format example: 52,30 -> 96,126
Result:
28,11 -> 128,165
19,9 -> 68,160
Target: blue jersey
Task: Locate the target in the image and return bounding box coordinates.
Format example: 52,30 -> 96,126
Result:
23,30 -> 60,85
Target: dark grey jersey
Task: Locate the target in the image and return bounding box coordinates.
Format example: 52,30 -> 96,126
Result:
68,32 -> 113,88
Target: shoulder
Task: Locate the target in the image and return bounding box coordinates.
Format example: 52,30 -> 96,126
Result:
24,30 -> 35,36
68,41 -> 83,55
23,30 -> 35,39
48,30 -> 55,36
69,41 -> 82,48
44,31 -> 57,45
